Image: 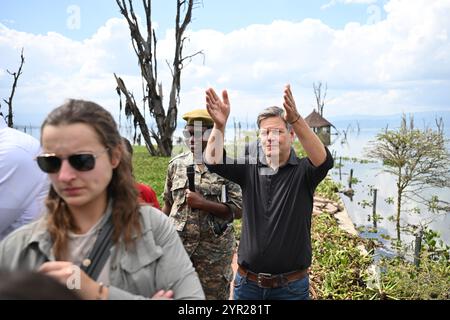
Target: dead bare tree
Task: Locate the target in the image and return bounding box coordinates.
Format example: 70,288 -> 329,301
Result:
1,48 -> 25,127
115,0 -> 203,156
313,81 -> 327,117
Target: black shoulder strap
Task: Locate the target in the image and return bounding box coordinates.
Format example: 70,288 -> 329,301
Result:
80,215 -> 114,280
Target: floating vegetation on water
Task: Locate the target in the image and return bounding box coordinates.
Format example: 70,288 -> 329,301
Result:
358,199 -> 372,208
339,156 -> 376,164
380,233 -> 391,240
334,163 -> 344,169
349,176 -> 360,185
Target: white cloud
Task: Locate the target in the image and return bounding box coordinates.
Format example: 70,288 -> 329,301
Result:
0,19 -> 138,122
176,0 -> 450,117
0,0 -> 449,128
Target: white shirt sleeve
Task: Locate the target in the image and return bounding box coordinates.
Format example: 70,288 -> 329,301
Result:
0,127 -> 49,239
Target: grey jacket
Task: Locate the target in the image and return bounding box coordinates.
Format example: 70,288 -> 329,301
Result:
0,205 -> 205,300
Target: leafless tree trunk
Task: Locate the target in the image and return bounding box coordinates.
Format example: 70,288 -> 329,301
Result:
1,48 -> 25,127
115,0 -> 203,156
313,81 -> 327,117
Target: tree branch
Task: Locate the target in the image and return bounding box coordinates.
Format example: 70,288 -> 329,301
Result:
114,73 -> 158,155
4,48 -> 25,127
180,50 -> 204,66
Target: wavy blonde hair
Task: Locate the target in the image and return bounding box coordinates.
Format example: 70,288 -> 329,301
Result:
41,99 -> 140,259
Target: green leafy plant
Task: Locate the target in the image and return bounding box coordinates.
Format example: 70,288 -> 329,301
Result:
366,114 -> 450,241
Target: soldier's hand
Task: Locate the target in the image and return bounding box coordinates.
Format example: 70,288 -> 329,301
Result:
185,189 -> 205,209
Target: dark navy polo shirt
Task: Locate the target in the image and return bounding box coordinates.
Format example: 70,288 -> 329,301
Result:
206,144 -> 334,274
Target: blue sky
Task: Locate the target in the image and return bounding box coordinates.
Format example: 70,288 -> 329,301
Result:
1,0 -> 449,127
1,0 -> 386,39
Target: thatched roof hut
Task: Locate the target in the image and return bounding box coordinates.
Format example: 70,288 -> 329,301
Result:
304,110 -> 333,129
304,109 -> 334,145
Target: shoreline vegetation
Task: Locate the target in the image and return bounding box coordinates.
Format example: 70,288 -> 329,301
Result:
133,145 -> 449,300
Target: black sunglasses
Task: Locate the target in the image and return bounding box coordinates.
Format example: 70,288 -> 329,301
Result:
36,149 -> 109,173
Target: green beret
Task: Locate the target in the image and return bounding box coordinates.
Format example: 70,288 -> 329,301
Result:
182,109 -> 214,126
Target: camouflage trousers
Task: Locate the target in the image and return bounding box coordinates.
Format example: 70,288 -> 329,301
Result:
182,223 -> 236,300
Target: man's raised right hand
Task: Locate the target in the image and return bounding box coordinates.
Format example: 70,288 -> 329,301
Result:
205,88 -> 230,130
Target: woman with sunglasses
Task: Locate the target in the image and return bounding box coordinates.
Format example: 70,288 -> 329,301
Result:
0,99 -> 204,300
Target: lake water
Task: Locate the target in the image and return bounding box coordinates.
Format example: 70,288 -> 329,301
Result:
327,127 -> 450,256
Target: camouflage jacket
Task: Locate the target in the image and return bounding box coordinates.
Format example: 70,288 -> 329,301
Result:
163,152 -> 242,253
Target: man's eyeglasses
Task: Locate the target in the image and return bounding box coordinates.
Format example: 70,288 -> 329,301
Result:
36,149 -> 109,173
258,128 -> 285,137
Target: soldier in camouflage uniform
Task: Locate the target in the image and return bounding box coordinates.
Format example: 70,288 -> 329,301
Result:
162,109 -> 242,300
